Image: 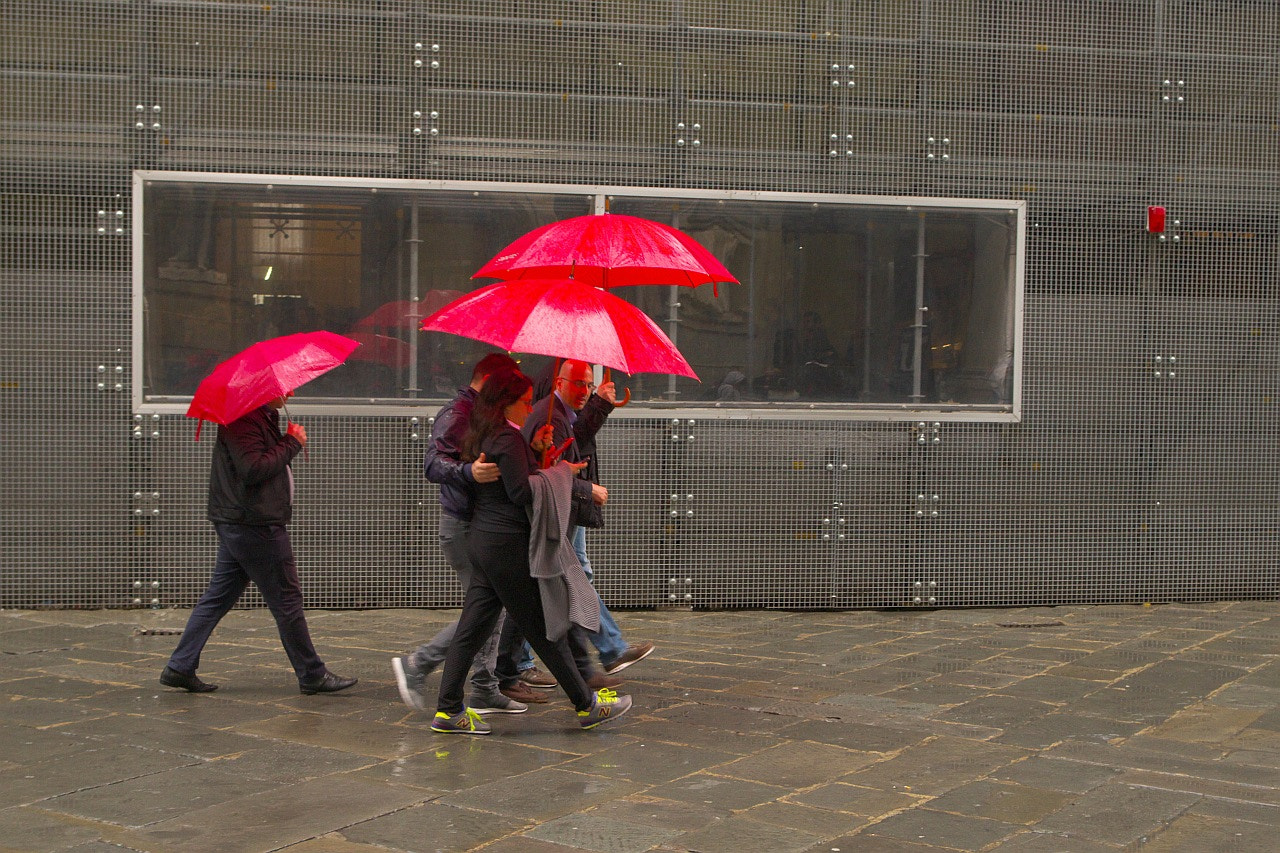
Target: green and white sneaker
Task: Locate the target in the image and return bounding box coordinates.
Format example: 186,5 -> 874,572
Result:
577,688 -> 633,730
431,708 -> 491,735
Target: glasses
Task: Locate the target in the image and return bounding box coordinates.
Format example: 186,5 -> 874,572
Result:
560,378 -> 595,391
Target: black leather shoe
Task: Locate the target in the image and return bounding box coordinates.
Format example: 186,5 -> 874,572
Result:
299,672 -> 358,695
160,666 -> 218,693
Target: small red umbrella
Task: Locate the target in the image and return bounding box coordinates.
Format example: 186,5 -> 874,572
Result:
472,213 -> 738,294
420,278 -> 697,380
186,331 -> 361,438
347,331 -> 412,369
353,290 -> 465,331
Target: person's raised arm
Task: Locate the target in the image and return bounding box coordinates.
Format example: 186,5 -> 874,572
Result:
424,402 -> 484,486
224,416 -> 299,485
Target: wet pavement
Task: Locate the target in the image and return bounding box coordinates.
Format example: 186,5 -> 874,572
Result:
2,601 -> 1278,852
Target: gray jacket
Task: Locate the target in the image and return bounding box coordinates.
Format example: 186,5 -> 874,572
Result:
527,463 -> 600,641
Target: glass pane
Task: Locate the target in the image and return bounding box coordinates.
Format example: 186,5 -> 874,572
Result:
608,195 -> 1017,408
141,180 -> 592,401
141,176 -> 1017,414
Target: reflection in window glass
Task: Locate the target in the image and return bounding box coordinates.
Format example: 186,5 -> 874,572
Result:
607,196 -> 1017,408
140,176 -> 1019,414
141,180 -> 592,400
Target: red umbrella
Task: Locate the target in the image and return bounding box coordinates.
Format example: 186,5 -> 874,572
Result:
472,214 -> 738,294
420,278 -> 697,380
347,331 -> 412,369
186,331 -> 361,438
353,290 -> 465,331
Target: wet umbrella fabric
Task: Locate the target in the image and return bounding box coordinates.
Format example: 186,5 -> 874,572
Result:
420,278 -> 696,380
472,214 -> 738,294
186,331 -> 361,437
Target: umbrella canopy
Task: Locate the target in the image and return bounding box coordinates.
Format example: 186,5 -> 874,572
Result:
472,213 -> 738,293
420,278 -> 697,380
354,290 -> 465,331
186,331 -> 361,434
347,331 -> 412,369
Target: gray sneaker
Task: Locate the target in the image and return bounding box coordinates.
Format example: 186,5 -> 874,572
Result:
469,691 -> 529,715
431,709 -> 491,735
391,655 -> 427,711
577,688 -> 633,730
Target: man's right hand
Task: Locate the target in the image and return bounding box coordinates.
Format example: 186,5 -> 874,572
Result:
470,452 -> 499,484
286,422 -> 307,446
591,483 -> 608,506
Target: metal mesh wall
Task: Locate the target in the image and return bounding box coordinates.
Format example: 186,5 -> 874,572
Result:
3,1 -> 1278,609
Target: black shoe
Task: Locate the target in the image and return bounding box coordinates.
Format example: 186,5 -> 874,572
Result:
160,666 -> 218,693
299,672 -> 358,695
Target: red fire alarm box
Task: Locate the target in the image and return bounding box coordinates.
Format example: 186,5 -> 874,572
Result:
1147,206 -> 1166,233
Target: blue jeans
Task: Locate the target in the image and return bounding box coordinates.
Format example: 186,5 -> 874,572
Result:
169,523 -> 326,684
409,514 -> 504,694
518,523 -> 627,670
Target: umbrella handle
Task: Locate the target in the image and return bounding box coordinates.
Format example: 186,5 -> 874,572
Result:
283,403 -> 308,461
603,367 -> 630,407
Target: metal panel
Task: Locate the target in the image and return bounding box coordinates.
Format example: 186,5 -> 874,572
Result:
3,1 -> 1279,611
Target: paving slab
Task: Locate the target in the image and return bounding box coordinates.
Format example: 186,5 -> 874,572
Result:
861,806 -> 1022,849
1,602 -> 1278,851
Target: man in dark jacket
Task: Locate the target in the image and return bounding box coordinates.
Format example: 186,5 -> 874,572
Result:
160,393 -> 357,695
391,353 -> 543,714
520,359 -> 655,677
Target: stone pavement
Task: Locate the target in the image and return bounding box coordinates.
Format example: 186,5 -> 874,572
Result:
1,601 -> 1278,852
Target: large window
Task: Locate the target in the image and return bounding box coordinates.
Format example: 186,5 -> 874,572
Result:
135,173 -> 1023,419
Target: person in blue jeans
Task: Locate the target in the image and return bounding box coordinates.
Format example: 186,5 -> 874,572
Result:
516,359 -> 654,687
392,353 -> 545,714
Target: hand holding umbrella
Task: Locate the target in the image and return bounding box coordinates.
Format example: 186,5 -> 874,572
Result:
598,367 -> 631,407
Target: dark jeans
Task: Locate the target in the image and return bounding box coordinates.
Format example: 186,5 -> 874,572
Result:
168,522 -> 325,684
436,529 -> 591,715
496,620 -> 596,687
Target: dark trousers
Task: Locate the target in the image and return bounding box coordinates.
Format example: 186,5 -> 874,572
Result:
168,522 -> 326,684
495,621 -> 596,686
437,529 -> 591,714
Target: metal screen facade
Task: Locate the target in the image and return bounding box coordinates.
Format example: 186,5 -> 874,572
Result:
3,1 -> 1278,610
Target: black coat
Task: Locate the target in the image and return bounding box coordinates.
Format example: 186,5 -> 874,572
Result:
207,405 -> 302,526
522,391 -> 614,528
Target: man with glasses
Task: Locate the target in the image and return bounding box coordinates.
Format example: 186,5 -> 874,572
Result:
516,359 -> 655,689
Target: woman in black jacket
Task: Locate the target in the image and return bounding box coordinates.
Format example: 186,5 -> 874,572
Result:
430,368 -> 632,735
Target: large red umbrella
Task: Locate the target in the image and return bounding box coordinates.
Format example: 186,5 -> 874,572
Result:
472,214 -> 738,294
420,278 -> 697,380
186,331 -> 361,438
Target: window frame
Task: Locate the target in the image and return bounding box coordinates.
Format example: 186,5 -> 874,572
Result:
133,170 -> 1024,422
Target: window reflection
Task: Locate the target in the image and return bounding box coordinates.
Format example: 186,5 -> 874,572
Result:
608,196 -> 1017,408
141,178 -> 1018,413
